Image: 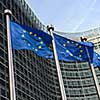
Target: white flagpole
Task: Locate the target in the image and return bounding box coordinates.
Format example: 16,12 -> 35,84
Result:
81,37 -> 100,99
4,9 -> 16,100
47,25 -> 67,100
86,48 -> 100,99
90,64 -> 100,99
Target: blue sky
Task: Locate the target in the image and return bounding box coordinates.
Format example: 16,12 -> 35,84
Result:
26,0 -> 100,32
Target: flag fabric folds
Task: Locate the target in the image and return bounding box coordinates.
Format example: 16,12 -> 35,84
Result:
93,52 -> 100,67
10,21 -> 94,62
54,33 -> 94,62
10,21 -> 53,58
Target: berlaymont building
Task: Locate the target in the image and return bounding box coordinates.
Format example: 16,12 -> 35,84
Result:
0,0 -> 100,100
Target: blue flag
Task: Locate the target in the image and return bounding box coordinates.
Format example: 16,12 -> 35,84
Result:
54,34 -> 94,62
93,52 -> 100,67
10,21 -> 53,58
10,21 -> 94,62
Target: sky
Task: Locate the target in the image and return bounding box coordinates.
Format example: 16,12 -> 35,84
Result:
26,0 -> 100,32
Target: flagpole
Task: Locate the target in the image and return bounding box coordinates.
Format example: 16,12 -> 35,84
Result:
81,37 -> 100,99
47,25 -> 67,100
90,64 -> 100,99
4,9 -> 16,100
87,53 -> 100,99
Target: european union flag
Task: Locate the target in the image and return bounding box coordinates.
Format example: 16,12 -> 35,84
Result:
54,34 -> 94,62
10,21 -> 53,58
93,52 -> 100,67
10,21 -> 94,62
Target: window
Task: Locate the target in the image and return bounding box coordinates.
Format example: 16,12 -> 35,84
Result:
0,13 -> 2,23
0,35 -> 3,44
1,88 -> 6,96
0,23 -> 3,31
0,79 -> 5,86
1,97 -> 7,100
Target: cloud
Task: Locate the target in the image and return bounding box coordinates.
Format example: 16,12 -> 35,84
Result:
73,0 -> 97,31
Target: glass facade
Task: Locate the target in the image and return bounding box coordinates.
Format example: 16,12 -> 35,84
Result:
84,28 -> 100,53
59,28 -> 100,100
0,0 -> 61,100
1,0 -> 100,100
60,61 -> 99,100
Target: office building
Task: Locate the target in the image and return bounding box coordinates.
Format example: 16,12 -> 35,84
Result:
58,28 -> 100,100
0,0 -> 100,100
0,0 -> 61,100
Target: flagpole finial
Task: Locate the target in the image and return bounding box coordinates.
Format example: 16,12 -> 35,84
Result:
80,36 -> 87,42
4,9 -> 12,15
47,24 -> 54,32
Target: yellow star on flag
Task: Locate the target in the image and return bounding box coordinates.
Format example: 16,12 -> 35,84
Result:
40,41 -> 43,44
29,32 -> 32,35
38,37 -> 41,40
23,30 -> 26,33
38,46 -> 42,49
80,50 -> 83,53
28,43 -> 31,46
79,45 -> 82,48
63,44 -> 66,47
34,34 -> 37,36
21,34 -> 25,38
